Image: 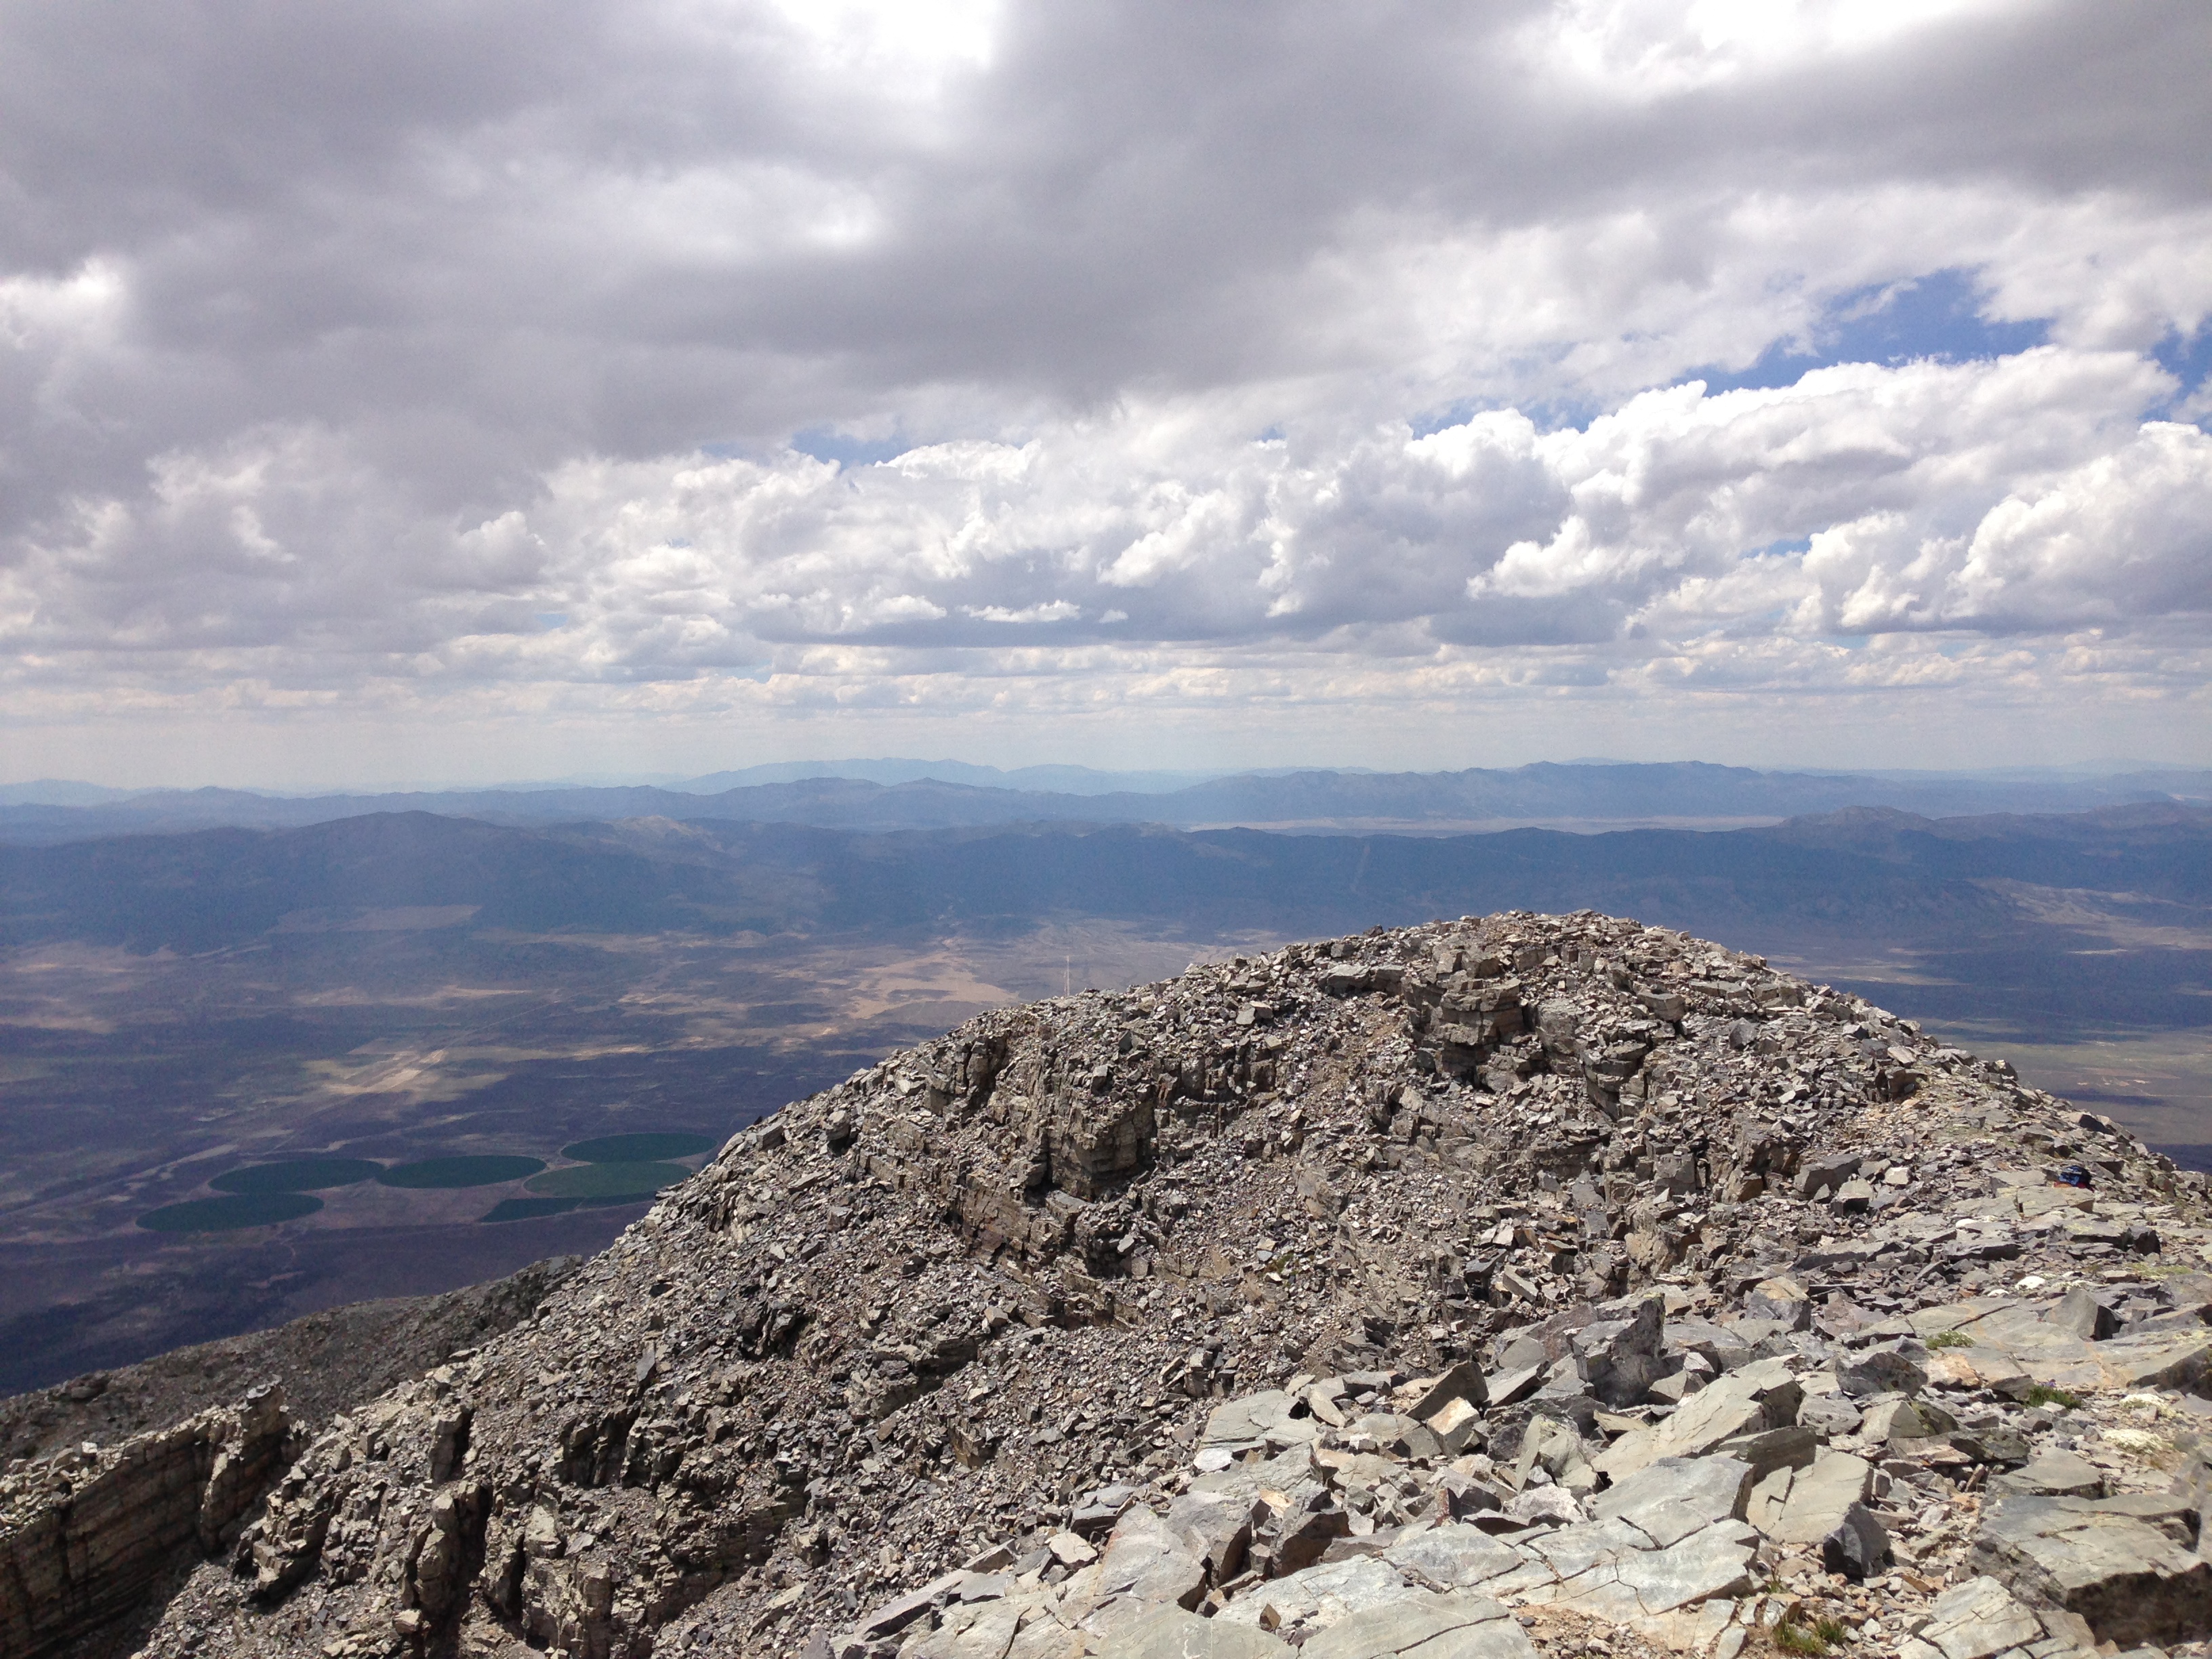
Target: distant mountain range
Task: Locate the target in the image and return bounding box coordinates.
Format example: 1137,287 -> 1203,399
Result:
667,758 -> 1239,794
2,760 -> 2207,844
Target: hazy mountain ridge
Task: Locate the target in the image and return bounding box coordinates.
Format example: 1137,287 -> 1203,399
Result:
3,762 -> 2208,845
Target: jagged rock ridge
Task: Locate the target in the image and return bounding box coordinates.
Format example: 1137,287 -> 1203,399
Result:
13,911 -> 2212,1659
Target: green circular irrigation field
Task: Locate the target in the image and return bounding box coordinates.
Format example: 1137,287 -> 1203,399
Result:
559,1131 -> 717,1163
210,1157 -> 384,1193
138,1192 -> 325,1232
375,1155 -> 548,1189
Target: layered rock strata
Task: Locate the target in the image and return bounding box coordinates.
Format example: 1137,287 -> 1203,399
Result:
1,1386 -> 289,1659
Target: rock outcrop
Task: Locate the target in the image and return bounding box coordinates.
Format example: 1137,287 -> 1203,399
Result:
12,910 -> 2212,1659
0,1385 -> 289,1659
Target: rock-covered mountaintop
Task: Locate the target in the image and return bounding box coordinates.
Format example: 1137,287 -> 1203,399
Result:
14,911 -> 2212,1659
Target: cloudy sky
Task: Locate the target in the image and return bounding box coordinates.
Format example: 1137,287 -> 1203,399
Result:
3,0 -> 2209,785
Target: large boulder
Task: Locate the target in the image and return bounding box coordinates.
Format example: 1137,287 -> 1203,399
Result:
1569,1298 -> 1668,1408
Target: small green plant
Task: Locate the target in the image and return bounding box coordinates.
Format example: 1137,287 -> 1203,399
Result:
1926,1330 -> 1973,1350
2024,1384 -> 2081,1410
1772,1622 -> 1828,1656
1814,1618 -> 1849,1647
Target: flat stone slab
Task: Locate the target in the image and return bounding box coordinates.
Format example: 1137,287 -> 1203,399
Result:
2092,1331 -> 2212,1392
1902,1296 -> 2212,1395
1102,1604 -> 1289,1658
1219,1555 -> 1408,1633
1922,1345 -> 2032,1396
1382,1523 -> 1527,1590
1971,1494 -> 2212,1647
1745,1450 -> 1874,1545
1298,1591 -> 1535,1659
1595,1361 -> 1799,1480
1204,1391 -> 1320,1454
1589,1455 -> 1753,1541
1902,1574 -> 2047,1659
902,1598 -> 1023,1659
1992,1451 -> 2105,1499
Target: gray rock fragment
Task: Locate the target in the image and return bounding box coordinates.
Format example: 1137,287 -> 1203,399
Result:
1994,1451 -> 2106,1499
1821,1501 -> 1890,1580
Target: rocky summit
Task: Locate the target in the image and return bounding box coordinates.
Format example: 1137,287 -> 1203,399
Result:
14,912 -> 2212,1659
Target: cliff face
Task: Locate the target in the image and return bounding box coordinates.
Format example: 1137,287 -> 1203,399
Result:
0,1261 -> 580,1659
15,912 -> 2212,1659
0,1387 -> 289,1659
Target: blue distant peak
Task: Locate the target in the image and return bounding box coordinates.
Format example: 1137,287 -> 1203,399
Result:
1692,267 -> 2051,395
792,428 -> 909,467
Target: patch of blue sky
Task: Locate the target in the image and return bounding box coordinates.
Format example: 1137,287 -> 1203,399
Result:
1692,267 -> 2050,395
790,428 -> 909,467
1410,390 -> 1604,439
2152,323 -> 2211,428
2156,323 -> 2212,387
1410,343 -> 1605,438
1745,535 -> 1812,560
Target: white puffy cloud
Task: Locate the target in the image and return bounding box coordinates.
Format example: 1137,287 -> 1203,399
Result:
10,345 -> 2199,682
0,0 -> 2208,775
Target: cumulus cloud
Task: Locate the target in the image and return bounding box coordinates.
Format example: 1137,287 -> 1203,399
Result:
12,346 -> 2200,677
1,0 -> 2208,770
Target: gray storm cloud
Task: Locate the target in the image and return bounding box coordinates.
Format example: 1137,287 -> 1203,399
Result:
1,0 -> 2208,762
